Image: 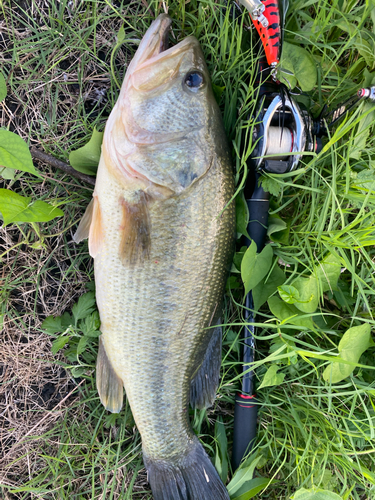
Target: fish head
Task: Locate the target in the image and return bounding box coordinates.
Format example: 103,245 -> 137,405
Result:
103,14 -> 227,196
126,14 -> 209,100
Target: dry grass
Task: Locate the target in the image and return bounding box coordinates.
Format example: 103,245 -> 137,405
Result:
0,221 -> 90,489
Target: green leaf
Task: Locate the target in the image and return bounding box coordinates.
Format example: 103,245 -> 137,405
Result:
117,24 -> 125,43
212,83 -> 226,103
241,243 -> 273,296
51,336 -> 70,354
233,246 -> 247,272
72,292 -> 97,323
259,176 -> 282,197
0,72 -> 7,102
279,41 -> 317,91
241,241 -> 257,290
291,276 -> 319,313
268,296 -> 314,329
42,312 -> 73,335
0,130 -> 37,175
253,264 -> 286,311
355,37 -> 375,69
226,276 -> 242,291
269,339 -> 298,365
69,127 -> 103,175
236,193 -> 250,239
0,167 -> 15,179
227,456 -> 262,495
278,285 -> 300,304
349,103 -> 375,160
277,59 -> 298,90
291,487 -> 343,500
323,323 -> 371,383
363,68 -> 375,87
42,316 -> 64,334
231,477 -> 272,500
355,168 -> 375,193
269,217 -> 290,245
267,216 -> 287,236
77,336 -> 89,355
315,253 -> 341,293
215,416 -> 228,483
0,189 -> 64,225
81,311 -> 101,336
71,366 -> 87,378
258,364 -> 285,390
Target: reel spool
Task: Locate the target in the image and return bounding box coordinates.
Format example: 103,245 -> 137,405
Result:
251,93 -> 321,174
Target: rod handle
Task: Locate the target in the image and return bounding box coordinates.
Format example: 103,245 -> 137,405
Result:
246,198 -> 269,252
231,393 -> 258,471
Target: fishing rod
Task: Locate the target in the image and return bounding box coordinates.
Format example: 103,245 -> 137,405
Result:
231,0 -> 375,471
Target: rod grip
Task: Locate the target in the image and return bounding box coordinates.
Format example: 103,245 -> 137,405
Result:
231,393 -> 258,471
247,197 -> 269,252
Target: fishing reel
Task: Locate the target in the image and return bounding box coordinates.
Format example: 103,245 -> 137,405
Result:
251,85 -> 375,175
251,89 -> 317,174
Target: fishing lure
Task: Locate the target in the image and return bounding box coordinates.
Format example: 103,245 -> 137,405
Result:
239,0 -> 288,69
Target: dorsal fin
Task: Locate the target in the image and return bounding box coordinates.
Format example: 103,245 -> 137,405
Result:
119,191 -> 151,266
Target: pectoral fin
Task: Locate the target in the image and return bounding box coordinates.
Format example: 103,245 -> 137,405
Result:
88,196 -> 103,258
73,199 -> 94,243
190,324 -> 222,410
120,191 -> 151,266
96,336 -> 124,413
73,196 -> 103,258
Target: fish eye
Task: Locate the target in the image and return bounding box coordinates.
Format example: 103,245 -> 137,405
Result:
184,71 -> 205,92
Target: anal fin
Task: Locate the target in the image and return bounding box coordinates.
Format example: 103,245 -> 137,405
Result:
190,324 -> 222,410
96,336 -> 124,413
120,190 -> 151,266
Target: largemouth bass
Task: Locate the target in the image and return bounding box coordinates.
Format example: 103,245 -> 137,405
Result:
74,14 -> 235,500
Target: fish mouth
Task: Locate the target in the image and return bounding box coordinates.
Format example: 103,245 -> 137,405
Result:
143,14 -> 172,62
158,14 -> 171,53
133,14 -> 199,71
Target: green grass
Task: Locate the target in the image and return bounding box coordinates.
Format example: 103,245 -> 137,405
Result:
1,0 -> 375,499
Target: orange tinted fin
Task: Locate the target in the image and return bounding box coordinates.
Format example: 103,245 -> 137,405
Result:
96,336 -> 124,413
120,191 -> 151,266
73,199 -> 94,243
88,195 -> 103,258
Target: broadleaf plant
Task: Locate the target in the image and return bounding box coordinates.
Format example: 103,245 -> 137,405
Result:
0,129 -> 38,175
42,291 -> 100,377
323,323 -> 372,383
69,127 -> 103,175
0,189 -> 64,225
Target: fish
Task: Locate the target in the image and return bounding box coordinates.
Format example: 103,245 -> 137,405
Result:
74,14 -> 235,500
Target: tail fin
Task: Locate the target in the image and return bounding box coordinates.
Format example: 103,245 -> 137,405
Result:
144,439 -> 229,500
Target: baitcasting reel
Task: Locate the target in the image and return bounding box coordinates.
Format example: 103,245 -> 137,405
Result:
251,85 -> 375,175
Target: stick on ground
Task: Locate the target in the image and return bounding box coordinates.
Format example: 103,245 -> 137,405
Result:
30,148 -> 96,187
